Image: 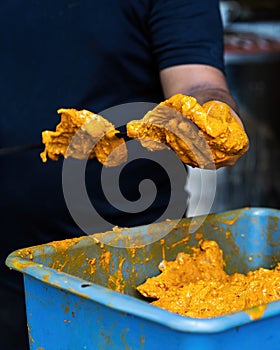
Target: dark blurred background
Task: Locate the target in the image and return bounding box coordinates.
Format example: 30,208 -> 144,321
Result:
187,0 -> 280,215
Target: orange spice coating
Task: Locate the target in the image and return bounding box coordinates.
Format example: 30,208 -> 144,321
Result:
127,94 -> 249,169
40,108 -> 127,167
137,240 -> 280,318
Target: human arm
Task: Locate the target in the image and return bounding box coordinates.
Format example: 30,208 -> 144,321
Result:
127,63 -> 248,169
160,63 -> 239,114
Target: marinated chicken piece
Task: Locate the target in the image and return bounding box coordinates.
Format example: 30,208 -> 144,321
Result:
137,240 -> 227,300
127,94 -> 249,169
137,240 -> 280,318
40,108 -> 127,167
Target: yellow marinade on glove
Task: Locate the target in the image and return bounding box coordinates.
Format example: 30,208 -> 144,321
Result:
40,108 -> 127,167
126,94 -> 249,169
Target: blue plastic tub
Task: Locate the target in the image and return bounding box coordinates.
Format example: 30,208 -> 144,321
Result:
6,207 -> 280,350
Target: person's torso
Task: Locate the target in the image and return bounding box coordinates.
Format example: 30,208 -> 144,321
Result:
1,0 -> 164,147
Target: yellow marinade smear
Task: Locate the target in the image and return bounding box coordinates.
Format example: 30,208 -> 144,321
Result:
137,240 -> 280,318
40,108 -> 127,167
127,94 -> 249,169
